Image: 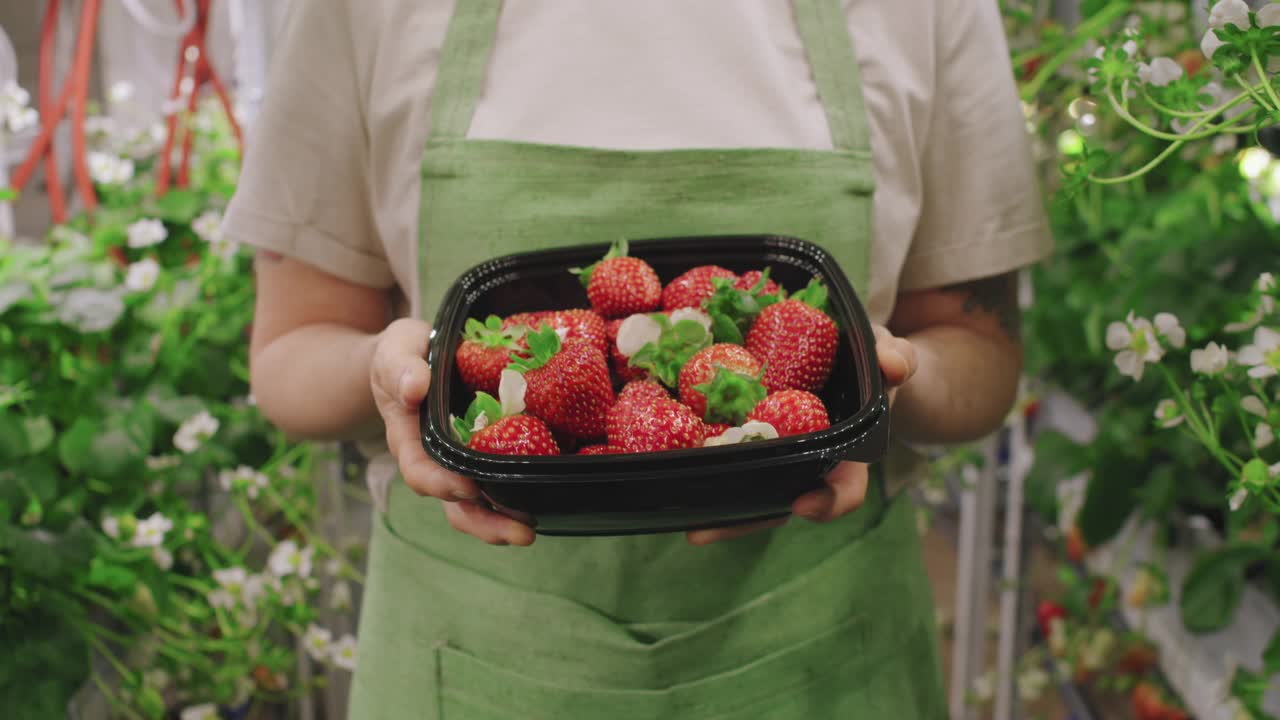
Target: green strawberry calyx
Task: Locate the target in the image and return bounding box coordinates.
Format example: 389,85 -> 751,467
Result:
569,239 -> 629,289
703,268 -> 785,344
463,314 -> 525,349
627,312 -> 712,389
789,278 -> 830,315
694,366 -> 768,425
450,391 -> 504,445
505,325 -> 562,374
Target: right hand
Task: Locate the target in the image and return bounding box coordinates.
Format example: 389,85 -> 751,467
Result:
370,318 -> 537,546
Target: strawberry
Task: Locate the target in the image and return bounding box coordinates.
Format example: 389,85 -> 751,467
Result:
1066,524 -> 1088,562
704,422 -> 734,437
678,344 -> 766,423
747,390 -> 830,437
1116,641 -> 1158,675
450,391 -> 560,456
1035,600 -> 1067,639
455,315 -> 526,394
661,265 -> 737,311
1131,682 -> 1187,720
508,326 -> 614,440
612,394 -> 707,453
625,311 -> 714,389
504,309 -> 608,356
607,380 -> 670,439
571,240 -> 662,318
734,270 -> 781,296
577,444 -> 619,455
606,318 -> 648,382
745,279 -> 837,393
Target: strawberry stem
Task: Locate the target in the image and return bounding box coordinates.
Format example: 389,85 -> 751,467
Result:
703,276 -> 783,345
463,315 -> 525,349
628,314 -> 712,389
452,391 -> 504,444
694,367 -> 768,425
506,325 -> 561,373
789,278 -> 830,314
569,239 -> 629,289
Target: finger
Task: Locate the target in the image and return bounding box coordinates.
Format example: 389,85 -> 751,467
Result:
443,500 -> 536,546
371,320 -> 432,409
687,516 -> 788,546
398,437 -> 480,500
793,462 -> 868,522
877,340 -> 913,387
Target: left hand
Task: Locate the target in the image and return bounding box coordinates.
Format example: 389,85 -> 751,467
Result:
687,324 -> 918,546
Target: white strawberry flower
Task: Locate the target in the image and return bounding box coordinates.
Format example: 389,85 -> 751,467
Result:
214,567 -> 248,593
101,515 -> 121,539
498,368 -> 527,416
1242,395 -> 1267,417
192,210 -> 223,243
131,513 -> 173,548
1190,341 -> 1230,376
179,704 -> 218,720
1154,399 -> 1184,428
1261,4 -> 1280,27
330,634 -> 357,671
329,580 -> 353,610
152,547 -> 173,571
1137,57 -> 1183,86
703,421 -> 779,447
1256,423 -> 1275,450
88,152 -> 135,185
1154,312 -> 1186,349
126,218 -> 168,248
125,258 -> 160,293
108,81 -> 135,105
616,314 -> 662,357
1260,272 -> 1278,292
0,82 -> 37,134
269,540 -> 313,579
971,671 -> 995,703
1016,666 -> 1050,702
241,573 -> 270,607
1230,486 -> 1249,512
303,624 -> 333,662
1106,313 -> 1164,380
1237,327 -> 1280,378
218,465 -> 269,499
1209,0 -> 1250,31
174,411 -> 219,453
1202,30 -> 1227,61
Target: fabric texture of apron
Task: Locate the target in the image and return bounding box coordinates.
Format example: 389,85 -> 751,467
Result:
349,0 -> 946,717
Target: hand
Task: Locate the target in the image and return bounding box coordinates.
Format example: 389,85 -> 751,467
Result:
370,318 -> 536,546
686,324 -> 918,546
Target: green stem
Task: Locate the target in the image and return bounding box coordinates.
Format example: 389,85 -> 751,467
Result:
1232,72 -> 1274,116
234,495 -> 279,546
85,632 -> 135,683
1221,378 -> 1261,457
1108,83 -> 1253,142
1139,85 -> 1221,119
1252,49 -> 1280,114
1020,1 -> 1133,102
90,671 -> 146,720
260,483 -> 366,584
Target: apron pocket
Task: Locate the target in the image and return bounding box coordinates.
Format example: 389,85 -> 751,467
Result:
435,615 -> 876,720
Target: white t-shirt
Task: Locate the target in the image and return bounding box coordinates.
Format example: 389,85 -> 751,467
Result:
224,0 -> 1053,325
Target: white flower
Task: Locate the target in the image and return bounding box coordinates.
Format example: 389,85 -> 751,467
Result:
179,704 -> 218,720
1154,399 -> 1185,428
192,211 -> 223,243
1137,57 -> 1184,86
1242,396 -> 1267,417
152,547 -> 173,571
87,152 -> 135,185
1122,39 -> 1139,57
1259,4 -> 1280,27
1080,628 -> 1115,670
218,465 -> 269,499
329,580 -> 353,611
703,421 -> 779,447
241,573 -> 270,606
1154,312 -> 1186,349
126,218 -> 168,249
1202,29 -> 1227,60
498,369 -> 527,417
279,580 -> 305,606
971,671 -> 995,703
668,308 -> 713,333
1237,327 -> 1280,378
101,516 -> 120,539
1257,423 -> 1275,450
207,589 -> 236,610
131,513 -> 173,548
174,411 -> 219,454
330,634 -> 357,671
125,258 -> 160,293
214,567 -> 248,591
210,236 -> 241,262
1106,313 -> 1164,381
303,624 -> 333,662
1209,0 -> 1251,31
1259,272 -> 1278,292
269,540 -> 314,578
0,83 -> 38,134
1016,666 -> 1050,702
615,313 -> 662,357
325,558 -> 343,576
1229,487 -> 1249,511
108,81 -> 135,104
1191,341 -> 1230,375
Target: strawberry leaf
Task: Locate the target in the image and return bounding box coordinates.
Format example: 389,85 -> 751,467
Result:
507,325 -> 561,373
464,315 -> 525,349
454,391 -> 504,445
790,278 -> 829,314
694,367 -> 767,425
569,239 -> 629,288
703,276 -> 782,344
628,314 -> 712,388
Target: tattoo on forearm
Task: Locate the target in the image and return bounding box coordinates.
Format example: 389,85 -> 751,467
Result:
945,273 -> 1021,337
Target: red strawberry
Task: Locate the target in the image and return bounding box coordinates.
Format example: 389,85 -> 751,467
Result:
1116,641 -> 1158,675
662,265 -> 737,311
678,344 -> 765,423
606,318 -> 648,382
1131,683 -> 1188,720
1067,524 -> 1088,562
1035,600 -> 1067,639
704,422 -> 733,438
607,381 -> 670,439
571,240 -> 662,319
734,270 -> 781,296
577,444 -> 619,455
613,395 -> 707,453
510,327 -> 614,440
745,280 -> 837,393
747,390 -> 830,437
456,315 -> 525,394
469,415 -> 561,456
505,309 -> 608,356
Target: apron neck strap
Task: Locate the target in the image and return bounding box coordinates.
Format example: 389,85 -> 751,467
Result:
427,0 -> 870,153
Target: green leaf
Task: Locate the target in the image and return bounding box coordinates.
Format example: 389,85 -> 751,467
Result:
1242,458 -> 1271,491
790,278 -> 829,313
2,518 -> 96,582
0,282 -> 32,316
57,418 -> 99,475
1264,626 -> 1280,675
508,325 -> 561,372
145,384 -> 207,425
0,413 -> 25,461
54,288 -> 125,333
152,189 -> 205,224
87,557 -> 139,593
697,367 -> 767,425
454,392 -> 505,444
1180,544 -> 1265,633
1024,431 -> 1084,523
21,417 -> 53,456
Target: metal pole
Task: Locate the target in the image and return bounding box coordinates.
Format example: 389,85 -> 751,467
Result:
949,435 -> 1000,720
994,398 -> 1029,720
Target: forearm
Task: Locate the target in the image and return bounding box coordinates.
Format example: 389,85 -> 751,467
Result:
890,326 -> 1022,445
250,324 -> 383,441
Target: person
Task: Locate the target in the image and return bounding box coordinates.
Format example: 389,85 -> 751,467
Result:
228,0 -> 1052,716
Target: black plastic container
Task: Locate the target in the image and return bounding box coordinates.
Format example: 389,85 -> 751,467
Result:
420,235 -> 889,536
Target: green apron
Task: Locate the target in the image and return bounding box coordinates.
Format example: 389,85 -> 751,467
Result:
349,1 -> 945,717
